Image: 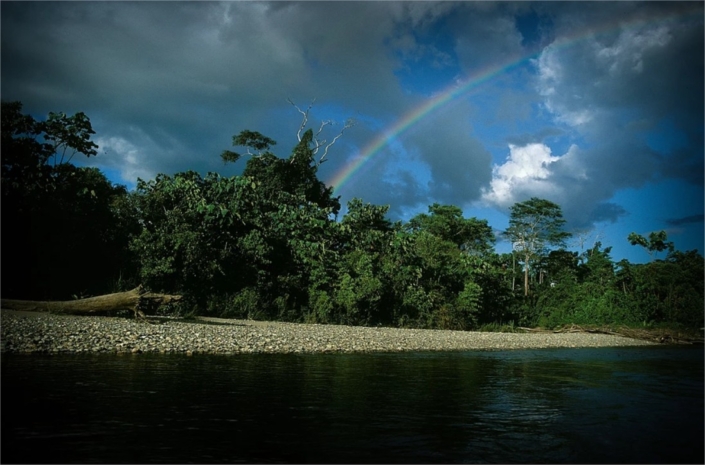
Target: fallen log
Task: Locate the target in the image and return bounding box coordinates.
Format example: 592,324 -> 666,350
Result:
0,286 -> 182,318
518,327 -> 550,333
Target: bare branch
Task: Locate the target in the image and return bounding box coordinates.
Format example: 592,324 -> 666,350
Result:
66,149 -> 78,164
592,229 -> 605,249
310,120 -> 333,155
318,118 -> 355,165
316,120 -> 332,139
288,98 -> 316,142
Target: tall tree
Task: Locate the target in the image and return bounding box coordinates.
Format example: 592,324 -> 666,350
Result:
505,198 -> 570,296
1,101 -> 133,299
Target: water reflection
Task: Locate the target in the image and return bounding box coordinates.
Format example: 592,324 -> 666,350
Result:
2,346 -> 703,463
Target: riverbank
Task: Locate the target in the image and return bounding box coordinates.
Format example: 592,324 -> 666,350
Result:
1,309 -> 660,355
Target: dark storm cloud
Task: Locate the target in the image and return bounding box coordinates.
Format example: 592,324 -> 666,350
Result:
659,148 -> 705,187
404,102 -> 493,207
447,2 -> 526,73
514,4 -> 555,49
664,214 -> 705,227
586,203 -> 629,226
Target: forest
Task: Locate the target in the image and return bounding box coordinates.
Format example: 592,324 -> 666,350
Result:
2,101 -> 703,332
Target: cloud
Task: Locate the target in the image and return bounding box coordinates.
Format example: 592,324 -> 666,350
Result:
660,147 -> 705,186
664,214 -> 705,227
535,2 -> 703,142
481,143 -> 563,207
404,101 -> 493,207
89,128 -> 192,186
448,3 -> 526,73
587,203 -> 628,225
505,127 -> 565,146
90,136 -> 154,185
481,141 -> 635,230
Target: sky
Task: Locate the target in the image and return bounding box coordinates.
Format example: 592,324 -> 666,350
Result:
2,1 -> 703,264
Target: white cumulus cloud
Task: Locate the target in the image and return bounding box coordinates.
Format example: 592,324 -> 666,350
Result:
93,135 -> 159,185
482,143 -> 563,208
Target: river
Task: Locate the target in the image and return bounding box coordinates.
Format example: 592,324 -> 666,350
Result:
2,346 -> 703,463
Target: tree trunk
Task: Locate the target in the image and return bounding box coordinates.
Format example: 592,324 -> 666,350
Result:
1,286 -> 182,318
524,253 -> 530,297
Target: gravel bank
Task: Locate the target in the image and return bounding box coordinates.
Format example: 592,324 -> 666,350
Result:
1,310 -> 654,355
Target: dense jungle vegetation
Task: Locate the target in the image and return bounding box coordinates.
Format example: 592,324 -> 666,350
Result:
2,101 -> 703,331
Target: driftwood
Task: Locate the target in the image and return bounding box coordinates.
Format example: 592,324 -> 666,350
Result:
552,324 -> 621,336
517,327 -> 548,333
0,286 -> 182,318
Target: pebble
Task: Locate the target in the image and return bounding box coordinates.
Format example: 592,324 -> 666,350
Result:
0,310 -> 654,355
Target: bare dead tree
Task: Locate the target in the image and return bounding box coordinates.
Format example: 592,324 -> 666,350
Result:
288,98 -> 355,166
571,228 -> 604,255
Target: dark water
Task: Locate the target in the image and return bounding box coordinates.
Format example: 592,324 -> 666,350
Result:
2,346 -> 703,464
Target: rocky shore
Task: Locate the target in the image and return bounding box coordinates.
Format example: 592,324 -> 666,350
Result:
1,309 -> 655,355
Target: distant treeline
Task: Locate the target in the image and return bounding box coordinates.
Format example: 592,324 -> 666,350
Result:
2,101 -> 703,330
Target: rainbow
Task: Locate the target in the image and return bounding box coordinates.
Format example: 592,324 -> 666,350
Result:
326,4 -> 703,193
326,55 -> 527,192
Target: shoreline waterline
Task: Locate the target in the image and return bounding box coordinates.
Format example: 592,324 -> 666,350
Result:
1,309 -> 656,355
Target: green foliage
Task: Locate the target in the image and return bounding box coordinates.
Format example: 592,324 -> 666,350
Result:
221,130 -> 277,163
130,171 -> 241,297
455,281 -> 483,329
43,110 -> 99,165
532,240 -> 704,329
628,230 -> 675,261
407,203 -> 495,254
1,101 -> 98,174
233,130 -> 277,153
306,288 -> 335,324
228,288 -> 264,320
